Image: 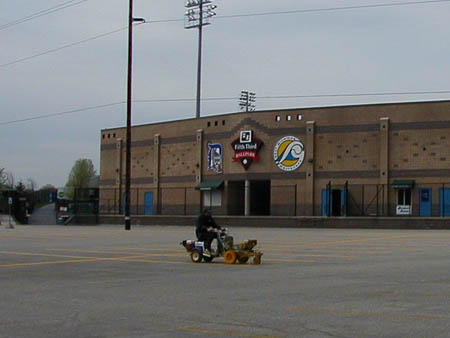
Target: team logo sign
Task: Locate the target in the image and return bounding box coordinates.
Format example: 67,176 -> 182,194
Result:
231,130 -> 263,170
207,143 -> 223,174
273,136 -> 305,171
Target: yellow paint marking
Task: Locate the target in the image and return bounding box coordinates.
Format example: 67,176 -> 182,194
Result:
266,252 -> 352,258
181,326 -> 282,338
95,246 -> 175,251
0,258 -> 103,267
47,248 -> 185,257
264,234 -> 434,249
264,258 -> 315,263
289,307 -> 450,321
0,250 -> 98,260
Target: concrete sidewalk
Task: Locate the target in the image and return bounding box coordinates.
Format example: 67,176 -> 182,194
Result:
0,213 -> 16,228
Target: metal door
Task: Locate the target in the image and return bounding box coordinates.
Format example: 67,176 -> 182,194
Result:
321,189 -> 330,216
144,192 -> 153,215
440,188 -> 450,217
419,188 -> 432,217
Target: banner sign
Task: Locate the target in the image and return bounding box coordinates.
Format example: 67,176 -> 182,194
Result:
207,143 -> 223,174
231,130 -> 263,170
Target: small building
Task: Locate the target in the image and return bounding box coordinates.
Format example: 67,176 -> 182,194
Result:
99,100 -> 450,218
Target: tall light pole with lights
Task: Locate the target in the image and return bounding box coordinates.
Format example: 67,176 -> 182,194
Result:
125,0 -> 144,231
239,90 -> 256,112
185,0 -> 217,118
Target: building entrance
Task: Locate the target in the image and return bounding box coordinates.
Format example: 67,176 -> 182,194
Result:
321,188 -> 347,216
250,180 -> 271,215
227,180 -> 271,216
227,181 -> 245,215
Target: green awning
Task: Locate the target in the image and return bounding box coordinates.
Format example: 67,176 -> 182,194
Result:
195,180 -> 224,191
392,180 -> 415,189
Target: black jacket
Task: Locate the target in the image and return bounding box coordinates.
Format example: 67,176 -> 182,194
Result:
195,214 -> 218,238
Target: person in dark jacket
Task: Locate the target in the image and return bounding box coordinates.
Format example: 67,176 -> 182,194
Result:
195,209 -> 220,257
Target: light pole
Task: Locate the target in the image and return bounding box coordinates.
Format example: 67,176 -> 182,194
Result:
185,0 -> 217,118
125,0 -> 144,231
239,90 -> 256,112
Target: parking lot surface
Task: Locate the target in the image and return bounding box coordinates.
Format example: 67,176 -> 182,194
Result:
1,224 -> 449,338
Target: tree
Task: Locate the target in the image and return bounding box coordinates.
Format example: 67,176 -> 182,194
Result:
5,171 -> 15,188
0,168 -> 6,188
26,178 -> 37,192
65,159 -> 96,198
1,168 -> 15,189
16,181 -> 26,193
40,184 -> 56,191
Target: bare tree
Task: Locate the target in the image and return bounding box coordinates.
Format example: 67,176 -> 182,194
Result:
0,168 -> 6,187
40,184 -> 56,191
26,178 -> 37,192
5,171 -> 15,188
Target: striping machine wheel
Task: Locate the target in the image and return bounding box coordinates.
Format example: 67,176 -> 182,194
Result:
253,255 -> 261,265
238,256 -> 249,264
190,250 -> 203,263
224,250 -> 237,264
203,256 -> 214,263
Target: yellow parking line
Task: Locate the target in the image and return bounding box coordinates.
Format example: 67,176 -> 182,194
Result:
181,326 -> 282,338
288,307 -> 450,321
0,258 -> 103,267
264,258 -> 315,263
0,250 -> 97,260
264,234 -> 433,249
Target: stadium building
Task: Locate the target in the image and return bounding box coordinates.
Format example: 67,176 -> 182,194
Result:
99,100 -> 450,221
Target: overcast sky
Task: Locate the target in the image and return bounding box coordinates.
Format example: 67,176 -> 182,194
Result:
1,0 -> 449,188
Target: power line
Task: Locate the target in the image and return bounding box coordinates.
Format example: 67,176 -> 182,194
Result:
2,90 -> 450,126
215,0 -> 450,20
0,102 -> 124,126
2,0 -> 449,69
0,26 -> 129,68
0,0 -> 89,31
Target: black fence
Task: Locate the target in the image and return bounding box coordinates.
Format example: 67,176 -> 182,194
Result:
324,181 -> 450,217
97,181 -> 450,217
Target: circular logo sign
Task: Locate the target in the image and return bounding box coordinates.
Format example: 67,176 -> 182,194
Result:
273,136 -> 305,171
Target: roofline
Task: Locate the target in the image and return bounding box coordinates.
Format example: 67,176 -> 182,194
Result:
101,98 -> 450,132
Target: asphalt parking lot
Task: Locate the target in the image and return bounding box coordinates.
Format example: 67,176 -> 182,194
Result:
1,224 -> 449,338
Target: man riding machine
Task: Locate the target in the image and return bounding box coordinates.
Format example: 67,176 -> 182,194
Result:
180,209 -> 263,264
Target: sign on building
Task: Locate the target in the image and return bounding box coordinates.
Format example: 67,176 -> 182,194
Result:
273,136 -> 305,171
231,130 -> 263,170
207,143 -> 223,174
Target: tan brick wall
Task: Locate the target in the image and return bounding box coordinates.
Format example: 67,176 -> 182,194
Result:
100,100 -> 450,216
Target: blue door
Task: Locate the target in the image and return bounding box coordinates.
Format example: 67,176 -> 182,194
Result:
340,189 -> 347,216
419,188 -> 432,216
321,189 -> 330,216
144,192 -> 153,215
439,188 -> 450,217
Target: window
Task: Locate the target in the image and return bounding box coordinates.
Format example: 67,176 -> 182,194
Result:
396,188 -> 412,215
397,188 -> 411,205
286,115 -> 291,121
203,190 -> 222,207
275,115 -> 281,122
297,114 -> 302,121
207,121 -> 211,127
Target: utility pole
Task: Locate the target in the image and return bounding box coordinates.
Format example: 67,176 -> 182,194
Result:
125,0 -> 144,231
185,0 -> 217,118
239,90 -> 256,112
